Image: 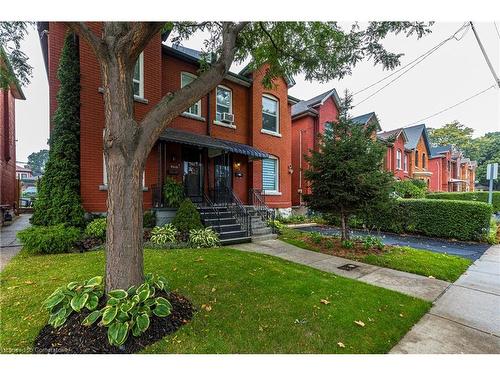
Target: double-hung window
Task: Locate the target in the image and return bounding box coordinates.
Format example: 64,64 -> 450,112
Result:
262,157 -> 279,193
216,86 -> 232,122
396,149 -> 402,170
133,53 -> 144,98
262,95 -> 279,134
181,72 -> 201,116
404,154 -> 408,172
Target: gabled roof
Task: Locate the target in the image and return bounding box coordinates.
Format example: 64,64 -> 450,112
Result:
403,124 -> 432,154
352,112 -> 382,131
238,63 -> 296,88
430,145 -> 452,158
0,45 -> 25,100
291,88 -> 341,118
377,127 -> 407,143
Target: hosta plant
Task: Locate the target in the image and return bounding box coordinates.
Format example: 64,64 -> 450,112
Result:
188,227 -> 220,248
82,274 -> 172,347
267,219 -> 285,234
43,276 -> 103,328
150,224 -> 178,245
84,217 -> 107,240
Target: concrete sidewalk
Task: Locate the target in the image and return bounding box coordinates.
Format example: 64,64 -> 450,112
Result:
390,245 -> 500,354
0,214 -> 31,271
230,239 -> 450,302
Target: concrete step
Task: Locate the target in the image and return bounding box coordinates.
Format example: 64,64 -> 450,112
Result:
220,236 -> 252,245
219,230 -> 248,240
251,233 -> 278,242
252,227 -> 273,236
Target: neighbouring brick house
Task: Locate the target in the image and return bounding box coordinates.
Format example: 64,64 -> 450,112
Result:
0,46 -> 25,222
38,22 -> 296,226
400,124 -> 434,187
377,128 -> 411,180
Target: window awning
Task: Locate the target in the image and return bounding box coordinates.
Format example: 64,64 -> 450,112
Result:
159,128 -> 269,159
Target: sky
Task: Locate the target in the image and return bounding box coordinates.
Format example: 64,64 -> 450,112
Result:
14,21 -> 500,163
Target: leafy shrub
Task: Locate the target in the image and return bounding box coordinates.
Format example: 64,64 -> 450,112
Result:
267,219 -> 285,234
82,274 -> 171,347
43,276 -> 103,328
163,177 -> 184,208
143,211 -> 156,228
84,217 -> 106,241
278,214 -> 307,224
341,240 -> 354,249
365,199 -> 493,241
394,179 -> 427,199
426,191 -> 500,213
150,224 -> 178,245
172,199 -> 202,236
17,224 -> 82,254
309,232 -> 323,244
362,236 -> 385,250
188,228 -> 220,248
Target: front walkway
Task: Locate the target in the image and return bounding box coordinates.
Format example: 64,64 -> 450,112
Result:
230,239 -> 450,302
390,245 -> 500,353
0,214 -> 31,271
293,224 -> 490,260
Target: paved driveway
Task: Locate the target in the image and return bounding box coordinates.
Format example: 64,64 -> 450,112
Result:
0,214 -> 31,271
294,225 -> 490,260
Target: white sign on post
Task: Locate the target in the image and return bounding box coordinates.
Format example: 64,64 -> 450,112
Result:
486,163 -> 498,180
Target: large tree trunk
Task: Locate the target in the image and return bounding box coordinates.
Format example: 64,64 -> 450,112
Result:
102,54 -> 148,292
340,210 -> 350,241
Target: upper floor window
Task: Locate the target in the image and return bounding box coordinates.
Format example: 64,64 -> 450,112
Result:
404,154 -> 408,172
181,72 -> 201,117
396,149 -> 402,170
133,53 -> 144,98
422,153 -> 426,168
415,150 -> 419,167
262,156 -> 279,193
216,86 -> 232,123
262,95 -> 279,134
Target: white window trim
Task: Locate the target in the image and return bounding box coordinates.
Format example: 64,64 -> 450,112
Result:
262,155 -> 280,195
133,52 -> 144,99
215,85 -> 233,124
262,94 -> 280,135
181,72 -> 201,117
396,149 -> 402,170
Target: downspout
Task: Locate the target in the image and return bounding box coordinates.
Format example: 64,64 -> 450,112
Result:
299,129 -> 304,205
206,92 -> 211,136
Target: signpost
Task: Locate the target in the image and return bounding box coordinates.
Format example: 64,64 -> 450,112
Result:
486,163 -> 498,204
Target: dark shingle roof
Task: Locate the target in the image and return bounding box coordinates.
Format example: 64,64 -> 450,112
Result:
403,124 -> 432,154
377,128 -> 404,142
291,88 -> 340,117
430,145 -> 452,157
352,112 -> 382,131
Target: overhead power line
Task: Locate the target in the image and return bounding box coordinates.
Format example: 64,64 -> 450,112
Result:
406,84 -> 497,126
470,21 -> 500,88
352,22 -> 470,103
494,21 -> 500,41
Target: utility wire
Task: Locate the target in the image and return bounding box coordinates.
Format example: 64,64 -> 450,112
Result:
470,21 -> 500,88
352,22 -> 470,98
494,21 -> 500,41
406,84 -> 497,126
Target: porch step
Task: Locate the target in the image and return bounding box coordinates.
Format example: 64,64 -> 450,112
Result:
210,223 -> 242,232
203,217 -> 238,226
219,230 -> 248,240
199,211 -> 234,220
220,237 -> 252,246
251,233 -> 278,242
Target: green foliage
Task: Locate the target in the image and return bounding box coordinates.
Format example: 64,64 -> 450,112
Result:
143,211 -> 156,228
26,149 -> 49,176
486,218 -> 499,245
428,121 -> 474,154
188,228 -> 220,248
304,94 -> 395,240
362,236 -> 384,250
341,240 -> 354,249
277,214 -> 307,224
43,276 -> 103,328
31,33 -> 84,227
267,219 -> 285,234
17,224 -> 82,255
163,178 -> 184,208
309,232 -> 323,244
83,274 -> 171,347
468,132 -> 500,190
172,199 -> 203,235
84,217 -> 106,241
365,199 -> 493,241
150,224 -> 178,245
426,191 -> 500,213
393,179 -> 427,198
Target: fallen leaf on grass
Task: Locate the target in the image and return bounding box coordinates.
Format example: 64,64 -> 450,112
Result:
211,287 -> 216,293
201,304 -> 212,312
24,281 -> 35,285
173,268 -> 177,272
294,318 -> 307,325
399,313 -> 404,318
337,342 -> 345,348
320,299 -> 330,305
195,257 -> 204,262
428,275 -> 435,279
354,320 -> 365,327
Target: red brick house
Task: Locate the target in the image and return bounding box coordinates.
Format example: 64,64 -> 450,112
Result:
377,128 -> 411,180
38,23 -> 296,238
429,146 -> 476,192
0,46 -> 25,222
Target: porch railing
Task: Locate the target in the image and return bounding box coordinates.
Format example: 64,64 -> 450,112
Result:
249,188 -> 275,223
208,186 -> 251,237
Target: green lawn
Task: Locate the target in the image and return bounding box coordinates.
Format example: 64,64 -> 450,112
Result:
0,248 -> 430,354
280,228 -> 471,282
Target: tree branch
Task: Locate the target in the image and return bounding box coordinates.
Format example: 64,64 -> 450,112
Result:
118,22 -> 165,63
66,22 -> 106,58
137,22 -> 249,156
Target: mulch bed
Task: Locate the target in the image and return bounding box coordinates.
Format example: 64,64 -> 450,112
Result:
33,292 -> 194,354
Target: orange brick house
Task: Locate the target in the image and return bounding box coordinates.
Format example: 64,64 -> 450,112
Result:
38,23 -> 296,222
377,128 -> 411,180
399,124 -> 434,187
0,46 -> 25,222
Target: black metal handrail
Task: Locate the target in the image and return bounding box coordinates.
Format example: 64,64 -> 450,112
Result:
208,186 -> 251,237
151,184 -> 163,208
201,191 -> 221,230
249,188 -> 275,223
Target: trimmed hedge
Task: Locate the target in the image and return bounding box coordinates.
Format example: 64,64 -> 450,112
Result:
368,199 -> 493,242
17,224 -> 82,255
426,192 -> 500,213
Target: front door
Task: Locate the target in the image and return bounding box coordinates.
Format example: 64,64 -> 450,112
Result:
182,146 -> 203,203
214,153 -> 232,203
